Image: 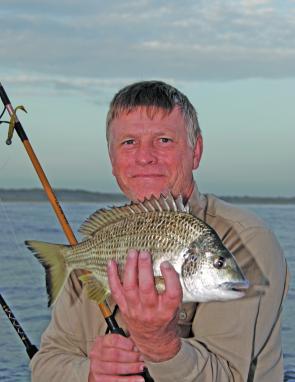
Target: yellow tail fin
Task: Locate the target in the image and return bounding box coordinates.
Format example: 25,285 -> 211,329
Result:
25,240 -> 70,307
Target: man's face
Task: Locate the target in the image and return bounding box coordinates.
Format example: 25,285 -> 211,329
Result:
108,106 -> 202,201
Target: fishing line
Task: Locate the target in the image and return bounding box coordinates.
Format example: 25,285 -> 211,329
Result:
0,82 -> 154,381
0,106 -> 6,120
0,107 -> 11,171
0,150 -> 12,173
0,109 -> 30,267
0,196 -> 19,248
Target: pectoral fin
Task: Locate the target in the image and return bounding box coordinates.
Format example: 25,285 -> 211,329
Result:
79,274 -> 110,304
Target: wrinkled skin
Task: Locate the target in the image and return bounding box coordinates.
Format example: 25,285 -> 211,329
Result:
88,333 -> 144,382
89,106 -> 203,381
108,106 -> 202,202
108,250 -> 183,360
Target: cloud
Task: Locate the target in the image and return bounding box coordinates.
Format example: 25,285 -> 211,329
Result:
0,0 -> 294,91
0,73 -> 135,103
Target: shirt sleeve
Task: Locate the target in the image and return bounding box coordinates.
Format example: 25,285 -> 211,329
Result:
145,227 -> 289,382
30,275 -> 102,382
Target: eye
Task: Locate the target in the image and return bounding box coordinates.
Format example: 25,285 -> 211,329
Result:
122,139 -> 135,145
159,137 -> 172,143
213,256 -> 226,269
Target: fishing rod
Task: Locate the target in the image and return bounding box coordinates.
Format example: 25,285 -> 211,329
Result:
0,81 -> 116,322
0,82 -> 153,381
0,292 -> 38,359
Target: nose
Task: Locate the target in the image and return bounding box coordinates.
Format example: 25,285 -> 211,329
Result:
135,141 -> 157,166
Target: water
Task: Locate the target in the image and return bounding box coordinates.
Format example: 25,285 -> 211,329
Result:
0,201 -> 294,381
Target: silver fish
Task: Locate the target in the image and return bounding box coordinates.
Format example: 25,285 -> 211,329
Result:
25,194 -> 249,306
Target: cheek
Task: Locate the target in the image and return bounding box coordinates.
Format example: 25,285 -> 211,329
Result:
111,153 -> 130,177
168,154 -> 194,182
161,150 -> 184,169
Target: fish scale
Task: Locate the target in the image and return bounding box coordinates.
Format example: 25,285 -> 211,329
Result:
69,212 -> 189,271
25,194 -> 249,307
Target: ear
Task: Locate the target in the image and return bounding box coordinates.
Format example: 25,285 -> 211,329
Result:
111,160 -> 117,178
192,135 -> 203,170
111,164 -> 115,177
108,144 -> 116,176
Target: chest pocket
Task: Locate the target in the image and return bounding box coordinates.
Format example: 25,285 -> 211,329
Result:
177,302 -> 197,338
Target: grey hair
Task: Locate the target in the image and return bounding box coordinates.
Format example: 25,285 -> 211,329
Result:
106,80 -> 201,148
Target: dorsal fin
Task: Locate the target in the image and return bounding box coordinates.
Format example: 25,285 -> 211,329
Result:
78,193 -> 189,238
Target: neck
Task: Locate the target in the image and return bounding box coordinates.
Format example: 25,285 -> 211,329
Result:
182,180 -> 195,204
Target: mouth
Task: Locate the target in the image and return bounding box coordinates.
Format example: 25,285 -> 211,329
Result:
132,174 -> 165,178
221,280 -> 250,292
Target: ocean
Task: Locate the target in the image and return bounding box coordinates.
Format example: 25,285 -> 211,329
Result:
0,201 -> 294,381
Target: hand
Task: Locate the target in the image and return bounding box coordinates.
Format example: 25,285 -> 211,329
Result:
107,249 -> 182,363
88,333 -> 145,382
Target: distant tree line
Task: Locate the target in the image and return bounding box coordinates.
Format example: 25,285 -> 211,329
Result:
0,189 -> 294,204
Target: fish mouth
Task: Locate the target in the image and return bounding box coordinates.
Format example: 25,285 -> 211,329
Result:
220,280 -> 250,292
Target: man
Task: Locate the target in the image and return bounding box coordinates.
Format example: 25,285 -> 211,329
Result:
31,81 -> 289,381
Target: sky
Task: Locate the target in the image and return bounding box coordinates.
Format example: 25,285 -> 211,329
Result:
0,0 -> 294,196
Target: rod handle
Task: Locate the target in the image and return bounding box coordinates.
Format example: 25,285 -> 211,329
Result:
26,344 -> 39,359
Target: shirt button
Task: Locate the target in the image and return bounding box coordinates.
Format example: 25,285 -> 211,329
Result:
179,310 -> 187,320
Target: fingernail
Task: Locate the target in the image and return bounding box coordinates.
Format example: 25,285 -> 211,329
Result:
140,364 -> 145,372
128,249 -> 138,259
139,251 -> 149,260
139,354 -> 145,361
108,260 -> 114,268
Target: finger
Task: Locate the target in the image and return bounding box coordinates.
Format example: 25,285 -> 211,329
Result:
107,260 -> 128,312
123,249 -> 139,290
100,348 -> 143,363
103,334 -> 135,351
90,335 -> 134,361
137,251 -> 157,304
91,374 -> 144,382
160,261 -> 183,306
122,250 -> 140,303
92,360 -> 144,376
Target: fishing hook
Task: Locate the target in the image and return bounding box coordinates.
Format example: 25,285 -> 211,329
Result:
0,104 -> 27,145
6,105 -> 27,145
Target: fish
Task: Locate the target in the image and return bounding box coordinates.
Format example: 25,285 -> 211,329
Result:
25,194 -> 249,307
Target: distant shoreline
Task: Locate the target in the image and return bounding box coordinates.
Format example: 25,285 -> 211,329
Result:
0,188 -> 294,204
0,188 -> 128,203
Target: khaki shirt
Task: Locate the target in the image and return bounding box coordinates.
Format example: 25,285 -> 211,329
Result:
30,186 -> 289,381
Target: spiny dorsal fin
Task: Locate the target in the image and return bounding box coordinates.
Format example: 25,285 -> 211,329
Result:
78,193 -> 189,238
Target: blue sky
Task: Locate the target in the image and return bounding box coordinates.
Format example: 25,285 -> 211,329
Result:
0,0 -> 294,196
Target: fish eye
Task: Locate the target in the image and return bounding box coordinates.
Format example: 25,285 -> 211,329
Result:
213,256 -> 226,269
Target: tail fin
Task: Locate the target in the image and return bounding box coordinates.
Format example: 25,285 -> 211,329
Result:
25,240 -> 70,307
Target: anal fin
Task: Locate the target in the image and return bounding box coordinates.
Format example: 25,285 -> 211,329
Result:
79,274 -> 110,304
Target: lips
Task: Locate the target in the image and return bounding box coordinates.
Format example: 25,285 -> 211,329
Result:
221,280 -> 250,291
131,174 -> 165,178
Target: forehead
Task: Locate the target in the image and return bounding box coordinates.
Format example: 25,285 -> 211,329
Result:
109,106 -> 186,134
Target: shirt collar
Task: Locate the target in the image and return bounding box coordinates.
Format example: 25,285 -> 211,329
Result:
187,182 -> 207,220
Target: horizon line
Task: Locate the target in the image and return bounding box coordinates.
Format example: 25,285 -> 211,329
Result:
0,188 -> 294,200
